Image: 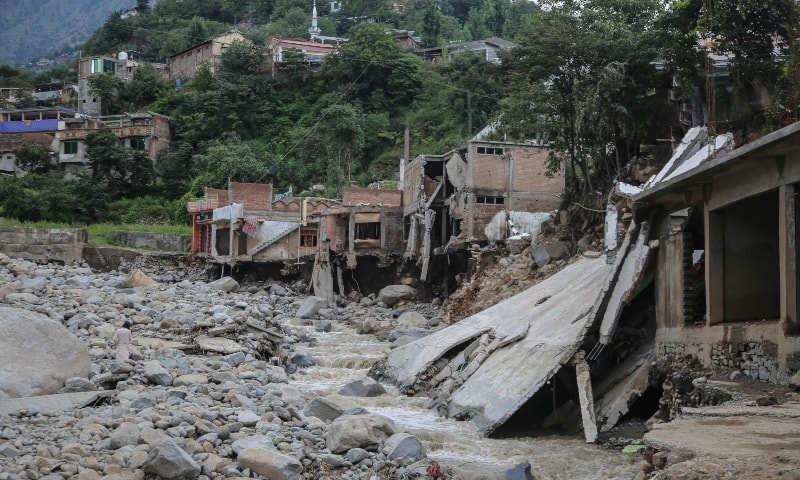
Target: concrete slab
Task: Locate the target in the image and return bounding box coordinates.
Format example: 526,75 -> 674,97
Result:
135,337 -> 191,351
194,336 -> 247,354
575,353 -> 598,443
409,257 -> 610,435
0,391 -> 113,416
594,342 -> 653,432
386,257 -> 610,392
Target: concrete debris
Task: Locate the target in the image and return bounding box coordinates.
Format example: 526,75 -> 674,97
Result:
574,351 -> 598,443
122,268 -> 159,288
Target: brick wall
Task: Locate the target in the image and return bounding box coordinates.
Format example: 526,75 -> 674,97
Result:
471,153 -> 507,191
205,187 -> 229,206
231,182 -> 272,211
382,209 -> 404,251
343,188 -> 402,207
511,147 -> 563,194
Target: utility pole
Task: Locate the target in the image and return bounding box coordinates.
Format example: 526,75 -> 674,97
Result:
467,91 -> 472,135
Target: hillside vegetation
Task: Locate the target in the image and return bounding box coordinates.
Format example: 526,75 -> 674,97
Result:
1,0 -> 799,227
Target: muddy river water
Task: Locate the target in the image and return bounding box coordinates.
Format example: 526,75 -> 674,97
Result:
288,322 -> 640,480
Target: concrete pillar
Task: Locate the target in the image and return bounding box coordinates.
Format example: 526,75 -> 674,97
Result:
706,208 -> 724,325
780,184 -> 798,334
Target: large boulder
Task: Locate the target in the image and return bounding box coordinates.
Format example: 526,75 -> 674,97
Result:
0,308 -> 90,399
238,448 -> 302,480
207,276 -> 240,293
122,269 -> 159,288
396,311 -> 428,328
378,285 -> 417,306
382,433 -> 426,462
141,438 -> 200,479
326,414 -> 396,453
338,377 -> 387,397
296,296 -> 329,318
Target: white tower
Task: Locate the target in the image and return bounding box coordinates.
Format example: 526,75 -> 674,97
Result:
309,1 -> 321,40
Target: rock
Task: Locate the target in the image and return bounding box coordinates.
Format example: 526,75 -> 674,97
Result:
338,377 -> 386,397
238,410 -> 261,426
122,269 -> 159,288
143,361 -> 174,386
357,317 -> 378,334
577,234 -> 595,254
382,433 -> 426,462
505,461 -> 533,480
304,397 -> 346,423
141,438 -> 200,479
110,422 -> 141,449
238,448 -> 302,480
221,352 -> 247,367
326,414 -> 396,453
3,292 -> 42,304
269,284 -> 288,296
231,435 -> 276,455
315,320 -> 332,332
789,370 -> 800,388
289,352 -> 316,368
17,276 -> 47,292
297,296 -> 329,318
396,311 -> 428,328
59,377 -> 96,393
545,241 -> 571,261
531,245 -> 550,268
346,448 -> 370,463
756,394 -> 778,406
207,276 -> 240,293
378,285 -> 417,306
0,308 -> 90,399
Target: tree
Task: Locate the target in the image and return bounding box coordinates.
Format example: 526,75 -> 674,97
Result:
14,142 -> 53,174
191,135 -> 269,187
220,39 -> 264,75
421,0 -> 442,48
88,72 -> 124,115
500,0 -> 666,194
85,128 -> 155,198
122,63 -> 168,108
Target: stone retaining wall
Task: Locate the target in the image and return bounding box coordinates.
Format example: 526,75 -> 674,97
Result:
110,231 -> 191,253
0,227 -> 87,264
658,341 -> 781,384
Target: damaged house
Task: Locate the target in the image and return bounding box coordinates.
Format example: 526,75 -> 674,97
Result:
312,188 -> 405,304
187,182 -> 334,268
381,120 -> 800,443
403,125 -> 564,280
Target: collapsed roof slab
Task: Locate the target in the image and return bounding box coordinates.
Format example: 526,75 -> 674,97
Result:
385,256 -> 612,433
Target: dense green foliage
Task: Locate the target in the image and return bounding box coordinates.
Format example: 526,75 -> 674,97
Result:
3,0 -> 800,225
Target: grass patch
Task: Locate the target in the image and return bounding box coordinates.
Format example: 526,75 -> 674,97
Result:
0,219 -> 191,247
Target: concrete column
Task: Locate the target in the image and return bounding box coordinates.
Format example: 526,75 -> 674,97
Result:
706,208 -> 724,325
780,184 -> 798,334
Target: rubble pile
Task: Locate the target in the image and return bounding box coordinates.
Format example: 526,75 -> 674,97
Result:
0,252 -> 454,480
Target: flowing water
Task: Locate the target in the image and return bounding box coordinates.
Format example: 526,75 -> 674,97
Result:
288,322 -> 640,480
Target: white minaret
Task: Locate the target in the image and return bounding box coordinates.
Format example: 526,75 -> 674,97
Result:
309,1 -> 321,39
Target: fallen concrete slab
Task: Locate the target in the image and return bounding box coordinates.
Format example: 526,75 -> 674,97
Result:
0,391 -> 113,417
195,336 -> 248,354
385,256 -> 612,435
594,342 -> 654,432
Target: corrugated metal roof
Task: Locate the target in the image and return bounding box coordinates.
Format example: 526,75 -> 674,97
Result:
0,119 -> 59,133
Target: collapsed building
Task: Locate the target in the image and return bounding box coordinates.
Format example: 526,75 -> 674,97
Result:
380,121 -> 800,442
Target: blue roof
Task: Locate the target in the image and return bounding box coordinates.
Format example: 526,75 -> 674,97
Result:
0,119 -> 59,133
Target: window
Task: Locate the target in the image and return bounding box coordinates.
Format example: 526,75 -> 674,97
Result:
476,196 -> 505,205
300,230 -> 318,247
477,146 -> 504,155
130,137 -> 146,150
63,141 -> 78,154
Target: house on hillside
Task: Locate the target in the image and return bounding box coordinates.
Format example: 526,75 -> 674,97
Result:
633,123 -> 800,384
265,37 -> 337,78
0,107 -> 170,178
77,51 -> 164,115
403,125 -> 563,279
187,182 -> 336,264
166,31 -> 245,84
417,38 -> 513,65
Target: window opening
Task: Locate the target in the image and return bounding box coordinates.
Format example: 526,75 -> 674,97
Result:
476,196 -> 505,205
63,141 -> 78,154
477,146 -> 504,155
300,230 -> 318,247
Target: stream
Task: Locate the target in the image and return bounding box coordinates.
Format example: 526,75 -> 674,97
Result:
287,320 -> 641,480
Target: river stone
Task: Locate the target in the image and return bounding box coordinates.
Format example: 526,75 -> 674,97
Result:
122,269 -> 159,288
505,461 -> 533,480
345,448 -> 370,463
110,422 -> 141,449
396,311 -> 428,328
378,285 -> 417,306
304,397 -> 346,423
17,276 -> 48,292
531,245 -> 550,268
0,308 -> 90,399
290,352 -> 316,368
59,377 -> 96,393
382,432 -> 426,462
142,438 -> 200,479
207,276 -> 240,293
231,435 -> 276,454
326,414 -> 396,453
144,361 -> 174,386
338,377 -> 386,397
297,296 -> 329,318
238,448 -> 302,480
3,292 -> 42,304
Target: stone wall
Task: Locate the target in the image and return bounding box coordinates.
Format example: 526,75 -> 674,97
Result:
110,231 -> 191,253
657,340 -> 781,384
0,227 -> 87,263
